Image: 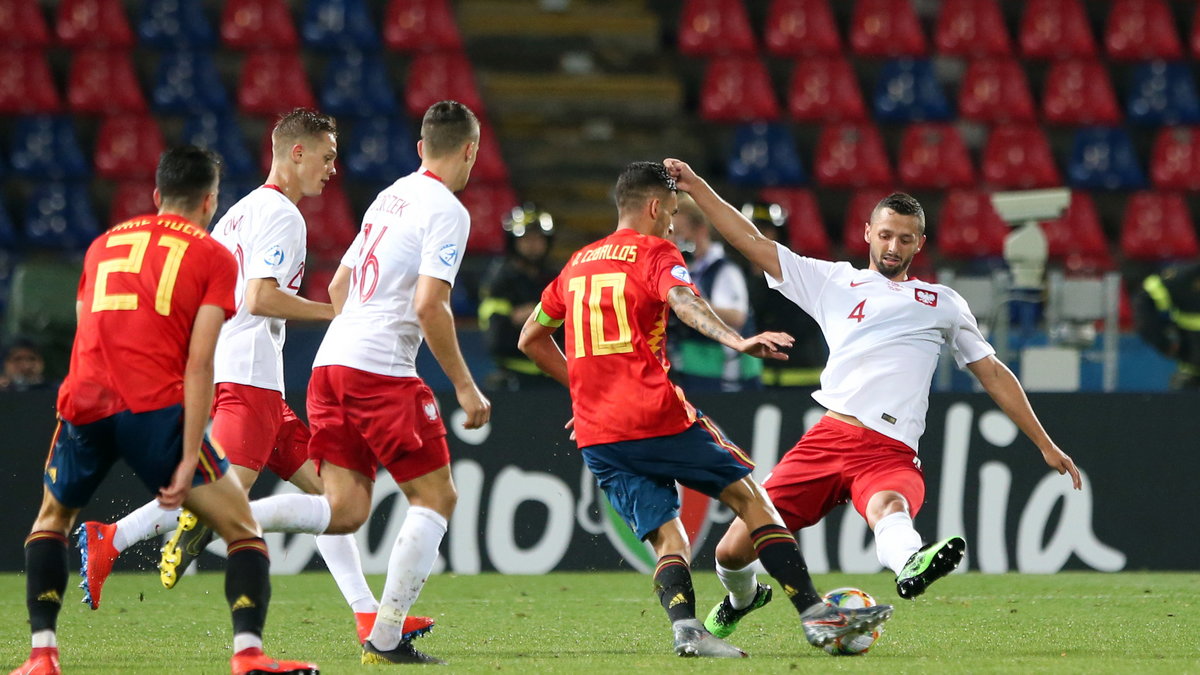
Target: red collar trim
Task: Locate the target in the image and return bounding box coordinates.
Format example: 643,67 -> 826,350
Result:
262,184 -> 286,195
421,169 -> 443,183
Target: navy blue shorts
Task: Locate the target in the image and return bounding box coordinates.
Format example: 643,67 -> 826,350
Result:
580,412 -> 754,540
45,405 -> 230,509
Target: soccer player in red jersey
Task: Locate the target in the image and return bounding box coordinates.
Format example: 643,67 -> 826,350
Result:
517,161 -> 893,657
10,147 -> 317,675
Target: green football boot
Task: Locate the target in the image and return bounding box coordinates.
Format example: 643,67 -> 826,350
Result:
896,536 -> 966,599
703,583 -> 773,638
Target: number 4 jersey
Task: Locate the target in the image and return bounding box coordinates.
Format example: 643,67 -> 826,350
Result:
538,228 -> 700,448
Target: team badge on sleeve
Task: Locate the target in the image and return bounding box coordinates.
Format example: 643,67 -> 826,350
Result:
438,243 -> 459,266
265,245 -> 285,266
915,288 -> 938,307
423,401 -> 439,421
671,265 -> 692,283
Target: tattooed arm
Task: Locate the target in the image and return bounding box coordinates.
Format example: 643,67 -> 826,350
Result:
667,286 -> 794,360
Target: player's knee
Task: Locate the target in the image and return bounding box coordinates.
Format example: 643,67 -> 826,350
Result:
323,496 -> 370,534
714,532 -> 756,569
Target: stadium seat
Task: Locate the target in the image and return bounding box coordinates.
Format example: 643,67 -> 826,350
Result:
726,122 -> 807,187
872,59 -> 953,123
152,51 -> 230,115
23,182 -> 100,251
0,0 -> 51,47
958,58 -> 1036,125
897,123 -> 975,190
343,115 -> 420,182
237,51 -> 316,117
383,0 -> 463,52
842,188 -> 893,258
1019,0 -> 1096,60
67,49 -> 147,116
849,0 -> 926,58
1120,191 -> 1200,261
215,178 -> 258,223
1039,191 -> 1113,271
758,187 -> 833,259
787,55 -> 868,123
472,121 -> 510,185
297,181 -> 357,262
1126,61 -> 1200,127
814,123 -> 893,188
700,56 -> 781,123
8,116 -> 89,180
5,257 -> 84,344
0,50 -> 60,115
937,190 -> 1009,260
301,0 -> 379,51
1149,126 -> 1200,190
301,262 -> 336,303
183,112 -> 255,178
108,179 -> 158,225
934,0 -> 1011,58
55,0 -> 134,48
94,115 -> 167,180
1105,0 -> 1182,62
1042,59 -> 1121,126
764,0 -> 841,58
1191,4 -> 1200,60
458,183 -> 518,255
678,0 -> 756,57
137,0 -> 216,49
981,125 -> 1061,189
0,194 -> 18,250
1066,127 -> 1146,191
404,51 -> 485,119
319,50 -> 398,118
220,0 -> 298,50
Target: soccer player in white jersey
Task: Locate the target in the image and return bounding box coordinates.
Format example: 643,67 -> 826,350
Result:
661,158 -> 1083,639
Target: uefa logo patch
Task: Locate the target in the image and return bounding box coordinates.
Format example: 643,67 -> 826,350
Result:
438,243 -> 458,266
264,245 -> 285,266
915,288 -> 938,307
671,265 -> 692,283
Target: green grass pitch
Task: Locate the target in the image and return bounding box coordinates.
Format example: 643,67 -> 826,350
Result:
2,570 -> 1197,673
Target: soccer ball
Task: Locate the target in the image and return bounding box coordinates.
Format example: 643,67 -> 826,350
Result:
820,587 -> 883,656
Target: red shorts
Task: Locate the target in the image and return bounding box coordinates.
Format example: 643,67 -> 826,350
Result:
762,415 -> 925,531
210,382 -> 310,480
306,365 -> 450,484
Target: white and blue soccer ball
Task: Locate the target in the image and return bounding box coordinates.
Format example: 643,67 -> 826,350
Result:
821,587 -> 883,656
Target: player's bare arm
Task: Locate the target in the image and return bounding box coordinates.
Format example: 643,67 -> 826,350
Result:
244,277 -> 335,321
517,308 -> 568,386
967,354 -> 1083,490
663,158 -> 782,280
668,286 -> 793,360
414,273 -> 491,429
328,264 -> 351,315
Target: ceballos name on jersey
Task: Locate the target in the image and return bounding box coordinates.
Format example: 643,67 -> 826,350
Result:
570,243 -> 639,267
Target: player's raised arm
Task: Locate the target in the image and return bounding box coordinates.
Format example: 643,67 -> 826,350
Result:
414,273 -> 491,429
668,286 -> 793,361
967,354 -> 1082,489
664,158 -> 782,280
517,303 -> 568,387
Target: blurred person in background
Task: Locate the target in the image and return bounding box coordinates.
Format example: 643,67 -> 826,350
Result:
1135,262 -> 1200,390
0,336 -> 51,391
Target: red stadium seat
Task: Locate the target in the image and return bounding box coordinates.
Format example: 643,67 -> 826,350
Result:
237,51 -> 315,117
1040,191 -> 1113,272
787,55 -> 867,123
897,123 -> 976,190
934,0 -> 1011,58
383,0 -> 462,52
814,123 -> 893,188
958,58 -> 1036,125
404,51 -> 485,119
1105,0 -> 1182,62
764,0 -> 841,58
458,183 -> 517,255
67,49 -> 147,115
298,181 -> 358,263
1191,4 -> 1200,60
56,0 -> 133,48
841,188 -> 893,258
758,187 -> 833,259
0,0 -> 51,47
981,125 -> 1061,189
301,262 -> 336,303
700,56 -> 781,123
471,120 -> 509,184
849,0 -> 926,58
94,115 -> 166,180
1120,191 -> 1200,261
108,179 -> 157,225
1019,0 -> 1096,60
1042,59 -> 1121,126
1150,126 -> 1200,191
937,190 -> 1009,259
220,0 -> 298,50
0,50 -> 60,115
678,0 -> 756,57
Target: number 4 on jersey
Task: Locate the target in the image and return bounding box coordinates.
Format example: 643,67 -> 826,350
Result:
848,299 -> 867,323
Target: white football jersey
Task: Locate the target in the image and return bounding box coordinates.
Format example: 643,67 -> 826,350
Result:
210,186 -> 307,393
313,171 -> 469,377
768,242 -> 995,451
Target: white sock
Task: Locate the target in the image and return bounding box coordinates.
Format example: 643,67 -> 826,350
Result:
874,511 -> 923,574
369,507 -> 447,650
232,632 -> 262,653
250,494 -> 331,534
716,561 -> 760,610
113,501 -> 182,552
31,629 -> 56,649
316,534 -> 378,613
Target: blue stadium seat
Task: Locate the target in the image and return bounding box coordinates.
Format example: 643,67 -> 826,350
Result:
23,182 -> 100,251
138,0 -> 216,49
726,122 -> 807,187
8,116 -> 90,180
872,59 -> 953,122
152,51 -> 230,114
1126,61 -> 1200,127
301,0 -> 379,50
1066,127 -> 1147,190
183,113 -> 255,178
215,178 -> 258,223
0,194 -> 18,250
343,116 -> 419,182
319,51 -> 398,118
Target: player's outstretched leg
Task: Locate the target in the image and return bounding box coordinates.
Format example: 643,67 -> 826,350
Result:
354,612 -> 436,644
895,536 -> 965,599
159,509 -> 214,589
75,522 -> 118,610
799,601 -> 894,649
703,582 -> 772,639
361,638 -> 445,665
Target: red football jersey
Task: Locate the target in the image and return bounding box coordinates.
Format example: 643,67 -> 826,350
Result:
540,228 -> 699,447
57,214 -> 237,425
